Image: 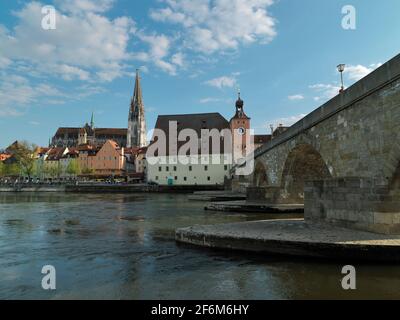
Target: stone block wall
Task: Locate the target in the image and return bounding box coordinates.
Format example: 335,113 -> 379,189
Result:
247,186 -> 282,203
305,177 -> 400,234
231,175 -> 251,194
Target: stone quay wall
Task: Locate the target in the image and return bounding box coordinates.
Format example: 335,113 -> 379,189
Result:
305,178 -> 400,234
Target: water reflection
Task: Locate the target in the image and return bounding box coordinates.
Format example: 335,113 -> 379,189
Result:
0,193 -> 399,299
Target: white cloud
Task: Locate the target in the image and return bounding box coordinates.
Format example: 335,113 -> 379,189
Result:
205,76 -> 237,89
309,83 -> 341,102
345,63 -> 382,81
0,56 -> 12,69
53,64 -> 91,81
0,2 -> 135,82
171,52 -> 185,67
0,71 -> 107,116
150,0 -> 277,54
266,113 -> 307,128
199,97 -> 223,104
0,74 -> 64,116
309,63 -> 382,103
139,65 -> 149,73
56,0 -> 115,14
135,33 -> 184,76
288,94 -> 304,101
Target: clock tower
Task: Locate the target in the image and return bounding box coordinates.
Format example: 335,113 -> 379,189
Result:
230,91 -> 251,159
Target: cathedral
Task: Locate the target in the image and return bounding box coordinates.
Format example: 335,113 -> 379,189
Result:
51,71 -> 147,149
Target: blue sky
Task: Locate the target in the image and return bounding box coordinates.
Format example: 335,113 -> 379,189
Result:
1,0 -> 400,148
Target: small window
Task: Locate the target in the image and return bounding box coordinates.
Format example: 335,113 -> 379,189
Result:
207,177 -> 211,181
184,177 -> 187,181
204,165 -> 208,171
155,176 -> 159,180
224,165 -> 228,171
174,166 -> 177,171
189,166 -> 192,171
166,166 -> 169,171
175,176 -> 178,180
158,167 -> 162,172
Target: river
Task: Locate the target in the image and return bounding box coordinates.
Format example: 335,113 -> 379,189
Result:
0,193 -> 399,299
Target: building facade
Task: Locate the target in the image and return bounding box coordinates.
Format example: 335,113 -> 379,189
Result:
147,112 -> 232,186
78,140 -> 126,177
146,94 -> 273,186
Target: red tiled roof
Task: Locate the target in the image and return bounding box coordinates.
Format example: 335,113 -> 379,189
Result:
76,144 -> 98,152
0,153 -> 11,161
150,113 -> 230,156
125,146 -> 147,155
253,135 -> 272,144
54,127 -> 127,137
46,147 -> 67,161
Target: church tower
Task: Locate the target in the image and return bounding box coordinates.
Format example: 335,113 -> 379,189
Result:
127,70 -> 147,148
230,90 -> 251,158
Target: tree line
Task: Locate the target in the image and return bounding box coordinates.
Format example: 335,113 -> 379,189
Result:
0,141 -> 91,180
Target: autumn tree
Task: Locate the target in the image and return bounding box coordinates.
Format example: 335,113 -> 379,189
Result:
7,141 -> 38,179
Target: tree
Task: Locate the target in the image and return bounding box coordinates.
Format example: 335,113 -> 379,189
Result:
48,166 -> 58,179
82,167 -> 94,175
56,162 -> 63,179
7,141 -> 38,179
66,159 -> 81,177
42,165 -> 51,180
0,161 -> 4,177
3,163 -> 21,177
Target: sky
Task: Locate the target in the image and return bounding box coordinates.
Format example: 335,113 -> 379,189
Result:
0,0 -> 400,149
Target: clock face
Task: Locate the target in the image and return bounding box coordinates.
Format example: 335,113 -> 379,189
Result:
238,127 -> 245,135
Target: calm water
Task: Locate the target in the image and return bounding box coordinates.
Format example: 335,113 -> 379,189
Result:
1,193 -> 400,300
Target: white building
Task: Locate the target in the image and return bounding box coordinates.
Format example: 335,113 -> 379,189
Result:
146,112 -> 233,186
148,154 -> 231,186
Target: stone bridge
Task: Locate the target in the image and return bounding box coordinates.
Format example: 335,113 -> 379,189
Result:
234,53 -> 400,234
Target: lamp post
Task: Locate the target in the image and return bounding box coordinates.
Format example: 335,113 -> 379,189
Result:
337,64 -> 346,93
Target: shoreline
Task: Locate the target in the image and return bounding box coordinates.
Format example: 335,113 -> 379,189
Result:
0,184 -> 225,194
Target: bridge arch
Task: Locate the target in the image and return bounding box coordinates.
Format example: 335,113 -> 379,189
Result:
253,160 -> 268,187
280,143 -> 332,203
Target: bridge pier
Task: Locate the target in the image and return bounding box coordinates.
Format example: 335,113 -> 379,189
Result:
305,177 -> 400,235
246,186 -> 281,203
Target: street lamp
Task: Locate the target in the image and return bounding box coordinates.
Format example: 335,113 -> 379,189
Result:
337,64 -> 346,93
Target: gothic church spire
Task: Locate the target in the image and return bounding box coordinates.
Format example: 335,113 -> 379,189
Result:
127,69 -> 147,148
